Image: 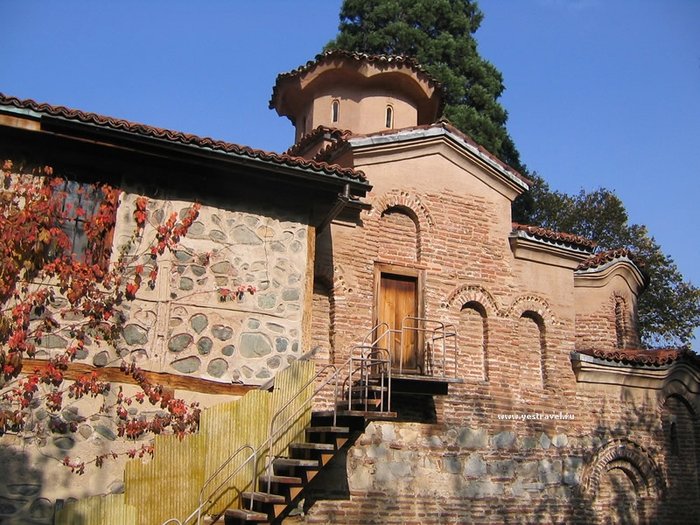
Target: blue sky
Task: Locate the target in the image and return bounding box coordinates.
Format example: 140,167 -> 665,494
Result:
1,1 -> 698,341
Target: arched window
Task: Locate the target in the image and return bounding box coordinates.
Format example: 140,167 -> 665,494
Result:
331,99 -> 340,123
385,105 -> 394,128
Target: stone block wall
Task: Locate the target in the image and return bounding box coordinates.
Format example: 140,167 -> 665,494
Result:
112,192 -> 310,385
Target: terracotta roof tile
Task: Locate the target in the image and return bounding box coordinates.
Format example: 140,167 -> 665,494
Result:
512,223 -> 596,251
577,347 -> 698,367
0,93 -> 367,183
285,126 -> 352,158
270,50 -> 444,111
576,248 -> 643,271
296,120 -> 528,186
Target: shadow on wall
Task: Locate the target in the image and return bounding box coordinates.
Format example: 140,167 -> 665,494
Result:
0,445 -> 59,525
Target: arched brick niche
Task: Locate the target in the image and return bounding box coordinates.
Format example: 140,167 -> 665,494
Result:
458,301 -> 489,381
370,191 -> 433,263
444,285 -> 499,382
660,394 -> 700,518
581,439 -> 664,524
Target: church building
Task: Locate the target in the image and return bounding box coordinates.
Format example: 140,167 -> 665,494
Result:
0,50 -> 697,524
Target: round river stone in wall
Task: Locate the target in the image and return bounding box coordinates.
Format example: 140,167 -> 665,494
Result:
207,358 -> 228,378
222,345 -> 235,356
93,351 -> 110,367
257,293 -> 276,310
212,325 -> 234,341
239,333 -> 272,358
231,225 -> 262,245
29,498 -> 54,520
168,333 -> 193,352
275,337 -> 288,353
209,230 -> 227,243
190,313 -> 208,334
124,324 -> 148,345
282,288 -> 300,302
187,221 -> 206,238
171,356 -> 201,374
197,337 -> 213,355
40,334 -> 67,349
174,250 -> 193,263
210,261 -> 232,274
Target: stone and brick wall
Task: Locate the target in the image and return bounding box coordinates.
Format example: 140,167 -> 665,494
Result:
305,149 -> 698,523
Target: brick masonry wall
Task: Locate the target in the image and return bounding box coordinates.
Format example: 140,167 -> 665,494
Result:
309,178 -> 699,523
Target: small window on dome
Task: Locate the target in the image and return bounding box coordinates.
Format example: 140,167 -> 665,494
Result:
331,100 -> 340,123
385,105 -> 394,128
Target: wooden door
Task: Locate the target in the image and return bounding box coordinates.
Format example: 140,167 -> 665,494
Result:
377,273 -> 418,371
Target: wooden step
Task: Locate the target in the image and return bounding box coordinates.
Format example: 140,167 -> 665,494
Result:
272,457 -> 320,483
224,507 -> 269,523
311,411 -> 367,431
306,425 -> 350,434
258,474 -> 303,501
315,409 -> 398,420
241,491 -> 286,505
339,398 -> 384,411
350,384 -> 388,393
289,442 -> 335,452
305,426 -> 351,449
259,474 -> 302,486
272,457 -> 318,469
289,442 -> 336,466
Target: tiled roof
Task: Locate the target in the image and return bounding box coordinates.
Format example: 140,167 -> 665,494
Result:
285,126 -> 352,158
295,120 -> 528,187
0,93 -> 367,183
512,223 -> 597,251
577,347 -> 698,367
576,248 -> 643,271
270,50 -> 444,111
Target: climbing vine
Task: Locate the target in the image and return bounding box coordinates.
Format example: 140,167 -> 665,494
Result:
0,158 -> 206,473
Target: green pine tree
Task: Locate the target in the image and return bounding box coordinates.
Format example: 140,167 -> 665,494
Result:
325,0 -> 524,172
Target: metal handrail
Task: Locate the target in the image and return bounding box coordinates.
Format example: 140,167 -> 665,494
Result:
262,349 -> 391,492
399,317 -> 458,378
341,346 -> 392,413
165,343 -> 394,525
358,317 -> 458,378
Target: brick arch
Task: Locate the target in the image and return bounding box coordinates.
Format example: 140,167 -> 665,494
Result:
581,438 -> 665,498
661,385 -> 700,418
443,284 -> 500,317
505,295 -> 555,325
370,190 -> 434,233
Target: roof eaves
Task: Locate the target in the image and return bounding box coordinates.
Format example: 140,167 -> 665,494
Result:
270,50 -> 444,111
574,348 -> 696,368
0,92 -> 368,186
512,223 -> 597,252
349,125 -> 529,192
